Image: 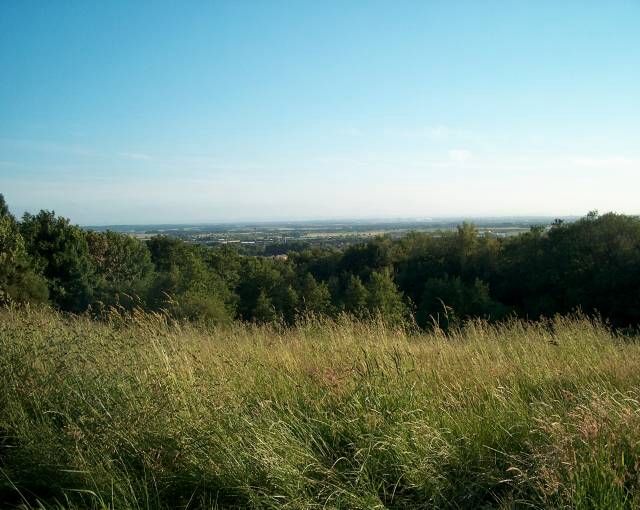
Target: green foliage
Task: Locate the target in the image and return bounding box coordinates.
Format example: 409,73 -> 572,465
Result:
271,283 -> 299,323
146,237 -> 235,323
235,256 -> 297,322
86,230 -> 155,309
0,216 -> 48,304
4,192 -> 640,330
342,274 -> 369,317
339,236 -> 395,279
297,273 -> 331,315
496,213 -> 640,326
418,275 -> 506,329
253,289 -> 278,323
20,211 -> 94,312
0,193 -> 12,220
365,269 -> 408,325
171,287 -> 233,324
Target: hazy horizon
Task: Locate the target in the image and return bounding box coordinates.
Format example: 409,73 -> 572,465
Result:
81,214 -> 584,229
2,1 -> 639,225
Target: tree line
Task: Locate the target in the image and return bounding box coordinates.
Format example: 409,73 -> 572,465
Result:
2,194 -> 639,329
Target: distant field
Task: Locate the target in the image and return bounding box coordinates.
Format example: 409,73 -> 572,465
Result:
87,217 -> 568,251
299,226 -> 532,240
2,307 -> 640,508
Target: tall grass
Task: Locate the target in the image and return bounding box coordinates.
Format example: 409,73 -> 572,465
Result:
2,306 -> 640,508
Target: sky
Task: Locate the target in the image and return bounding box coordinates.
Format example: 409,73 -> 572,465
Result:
1,1 -> 639,225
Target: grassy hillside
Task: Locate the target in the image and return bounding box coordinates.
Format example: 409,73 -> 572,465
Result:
2,307 -> 640,509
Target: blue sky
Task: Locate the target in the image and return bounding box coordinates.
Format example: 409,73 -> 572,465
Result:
1,1 -> 639,224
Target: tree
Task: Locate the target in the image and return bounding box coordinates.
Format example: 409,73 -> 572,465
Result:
0,194 -> 12,220
455,222 -> 478,272
86,231 -> 155,309
543,213 -> 640,326
339,237 -> 395,279
20,211 -> 94,312
365,269 -> 408,325
493,226 -> 551,317
146,236 -> 235,323
253,290 -> 277,323
235,257 -> 285,321
271,283 -> 299,323
0,215 -> 48,305
171,287 -> 233,324
203,244 -> 242,290
297,273 -> 331,315
341,274 -> 369,318
418,276 -> 505,329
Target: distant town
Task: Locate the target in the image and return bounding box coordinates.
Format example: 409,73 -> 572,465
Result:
87,216 -> 576,255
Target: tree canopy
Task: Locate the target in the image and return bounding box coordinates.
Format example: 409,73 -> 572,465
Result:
2,195 -> 640,329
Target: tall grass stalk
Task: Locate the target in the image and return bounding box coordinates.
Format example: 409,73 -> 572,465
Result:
2,306 -> 640,508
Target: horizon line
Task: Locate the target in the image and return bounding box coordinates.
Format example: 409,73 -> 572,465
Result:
81,214 -> 587,229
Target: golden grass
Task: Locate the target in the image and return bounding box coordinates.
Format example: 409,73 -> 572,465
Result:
1,306 -> 640,508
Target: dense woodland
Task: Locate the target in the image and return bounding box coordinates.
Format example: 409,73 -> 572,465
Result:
2,193 -> 640,329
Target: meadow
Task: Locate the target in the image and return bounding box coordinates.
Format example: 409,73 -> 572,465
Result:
2,306 -> 640,509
